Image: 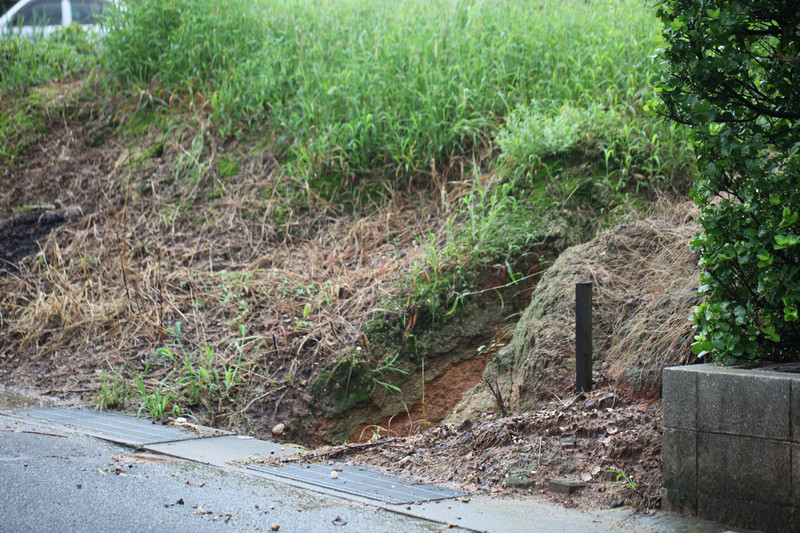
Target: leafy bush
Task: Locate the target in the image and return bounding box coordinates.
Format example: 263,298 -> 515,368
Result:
495,98 -> 693,189
496,101 -> 600,165
655,0 -> 800,363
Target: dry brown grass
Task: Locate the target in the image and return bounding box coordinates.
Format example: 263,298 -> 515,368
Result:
0,100 -> 441,437
450,199 -> 701,418
512,200 -> 701,407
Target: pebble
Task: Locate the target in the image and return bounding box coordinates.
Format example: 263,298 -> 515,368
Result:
331,471 -> 339,479
270,524 -> 280,531
271,423 -> 285,436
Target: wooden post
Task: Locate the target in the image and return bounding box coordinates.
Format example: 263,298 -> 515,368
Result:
576,282 -> 592,393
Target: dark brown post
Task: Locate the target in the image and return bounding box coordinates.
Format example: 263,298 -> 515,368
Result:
576,282 -> 592,393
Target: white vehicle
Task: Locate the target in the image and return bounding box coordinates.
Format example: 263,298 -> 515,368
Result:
0,0 -> 111,38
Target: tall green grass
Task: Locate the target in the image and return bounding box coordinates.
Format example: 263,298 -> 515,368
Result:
102,0 -> 264,93
257,0 -> 669,186
103,0 -> 679,187
0,25 -> 97,94
99,0 -> 695,323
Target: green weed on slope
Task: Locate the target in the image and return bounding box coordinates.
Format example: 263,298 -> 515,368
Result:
102,0 -> 672,188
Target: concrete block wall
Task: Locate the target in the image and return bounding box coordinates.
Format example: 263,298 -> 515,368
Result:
663,364 -> 800,532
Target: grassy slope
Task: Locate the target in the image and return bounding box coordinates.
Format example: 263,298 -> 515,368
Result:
0,0 -> 694,441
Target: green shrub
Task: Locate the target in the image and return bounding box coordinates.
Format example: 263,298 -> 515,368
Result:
655,0 -> 800,363
496,98 -> 693,189
496,101 -> 599,165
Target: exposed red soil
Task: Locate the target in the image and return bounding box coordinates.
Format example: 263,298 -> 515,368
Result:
348,351 -> 493,441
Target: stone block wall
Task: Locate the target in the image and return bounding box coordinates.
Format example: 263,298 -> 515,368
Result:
662,364 -> 800,532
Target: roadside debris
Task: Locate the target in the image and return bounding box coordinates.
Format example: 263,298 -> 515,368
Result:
259,375 -> 662,511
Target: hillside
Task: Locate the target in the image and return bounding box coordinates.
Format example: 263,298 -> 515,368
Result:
1,0 -> 699,511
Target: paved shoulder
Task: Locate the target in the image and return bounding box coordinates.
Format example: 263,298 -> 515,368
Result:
0,415 -> 457,532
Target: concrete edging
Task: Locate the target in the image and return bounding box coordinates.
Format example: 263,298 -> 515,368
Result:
662,363 -> 800,532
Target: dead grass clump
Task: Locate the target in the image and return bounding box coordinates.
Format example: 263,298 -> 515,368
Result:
464,201 -> 701,412
0,98 -> 441,436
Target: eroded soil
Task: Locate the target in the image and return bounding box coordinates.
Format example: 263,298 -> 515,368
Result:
256,372 -> 662,511
0,82 -> 664,513
0,208 -> 81,273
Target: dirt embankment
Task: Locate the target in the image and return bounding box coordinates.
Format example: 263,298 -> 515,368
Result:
1,82 -> 700,512
450,203 -> 701,421
297,204 -> 701,510
258,374 -> 664,510
0,84 -> 537,443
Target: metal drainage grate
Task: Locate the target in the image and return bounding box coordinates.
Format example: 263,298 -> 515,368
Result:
248,463 -> 465,505
1,407 -> 198,446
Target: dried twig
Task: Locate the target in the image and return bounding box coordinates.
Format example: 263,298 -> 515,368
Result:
483,377 -> 508,418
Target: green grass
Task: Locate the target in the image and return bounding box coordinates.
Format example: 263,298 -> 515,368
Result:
3,0 -> 691,194
102,0 -> 683,188
399,170 -> 554,323
257,0 -> 672,187
96,0 -> 695,325
88,318 -> 276,420
0,25 -> 98,94
0,25 -> 100,164
93,370 -> 129,411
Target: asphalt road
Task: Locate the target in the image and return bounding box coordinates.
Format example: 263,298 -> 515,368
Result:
0,416 -> 456,532
0,397 -> 750,533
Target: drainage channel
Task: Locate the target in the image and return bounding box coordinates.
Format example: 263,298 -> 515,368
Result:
0,407 -> 204,446
248,463 -> 466,505
1,407 -> 467,506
